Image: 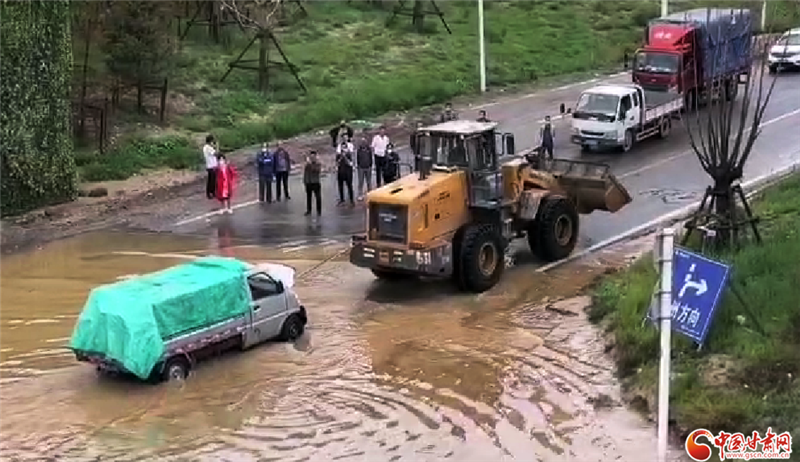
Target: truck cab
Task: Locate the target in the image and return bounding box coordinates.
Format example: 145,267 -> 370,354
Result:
571,84 -> 681,152
571,85 -> 643,151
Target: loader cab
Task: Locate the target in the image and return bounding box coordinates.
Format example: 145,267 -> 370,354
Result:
416,120 -> 515,208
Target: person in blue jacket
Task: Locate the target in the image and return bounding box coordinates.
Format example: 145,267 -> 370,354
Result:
257,143 -> 275,203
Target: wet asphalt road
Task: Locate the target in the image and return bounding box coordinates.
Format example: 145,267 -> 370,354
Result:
159,69 -> 800,254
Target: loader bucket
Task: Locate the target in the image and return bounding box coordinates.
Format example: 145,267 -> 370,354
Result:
538,158 -> 632,214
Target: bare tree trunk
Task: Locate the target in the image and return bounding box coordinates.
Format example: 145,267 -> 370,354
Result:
137,80 -> 144,114
258,31 -> 268,92
412,0 -> 424,32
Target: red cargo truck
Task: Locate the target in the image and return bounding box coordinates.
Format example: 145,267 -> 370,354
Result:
631,8 -> 754,110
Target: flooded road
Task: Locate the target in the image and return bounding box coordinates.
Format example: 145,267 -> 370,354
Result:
1,231 -> 685,461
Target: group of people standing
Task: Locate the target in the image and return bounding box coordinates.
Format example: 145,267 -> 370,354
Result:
201,102 -> 558,218
204,135 -> 238,214
329,121 -> 401,207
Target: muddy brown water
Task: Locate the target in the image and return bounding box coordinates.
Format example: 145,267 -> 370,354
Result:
0,231 -> 687,461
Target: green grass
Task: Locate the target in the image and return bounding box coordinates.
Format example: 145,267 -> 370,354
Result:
590,174 -> 800,452
75,135 -> 199,182
74,0 -> 800,182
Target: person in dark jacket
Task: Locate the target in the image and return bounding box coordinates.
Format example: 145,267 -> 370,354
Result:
336,139 -> 355,206
355,132 -> 373,200
329,120 -> 353,148
303,151 -> 322,216
273,142 -> 291,201
476,110 -> 490,122
256,143 -> 275,203
383,144 -> 401,184
440,103 -> 458,123
539,115 -> 555,160
410,121 -> 424,171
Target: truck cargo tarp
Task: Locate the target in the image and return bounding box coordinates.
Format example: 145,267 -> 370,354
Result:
69,257 -> 251,379
653,8 -> 753,81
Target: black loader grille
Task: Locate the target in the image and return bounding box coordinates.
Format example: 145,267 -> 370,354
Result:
370,204 -> 408,244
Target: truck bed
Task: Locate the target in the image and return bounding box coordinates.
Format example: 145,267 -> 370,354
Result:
643,90 -> 683,122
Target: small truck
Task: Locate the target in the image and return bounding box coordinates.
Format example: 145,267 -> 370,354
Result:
70,257 -> 308,383
570,83 -> 683,153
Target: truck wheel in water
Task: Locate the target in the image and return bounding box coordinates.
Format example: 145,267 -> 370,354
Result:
456,224 -> 505,293
163,356 -> 190,382
533,197 -> 579,262
621,130 -> 633,153
769,65 -> 778,75
658,117 -> 671,139
280,314 -> 305,341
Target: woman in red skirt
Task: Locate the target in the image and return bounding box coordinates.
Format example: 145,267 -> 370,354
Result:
215,153 -> 238,214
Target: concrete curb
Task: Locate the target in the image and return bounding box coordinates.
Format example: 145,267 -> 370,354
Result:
537,157 -> 800,273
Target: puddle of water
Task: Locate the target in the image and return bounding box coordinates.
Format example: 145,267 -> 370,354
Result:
0,231 -> 688,461
0,231 -> 335,375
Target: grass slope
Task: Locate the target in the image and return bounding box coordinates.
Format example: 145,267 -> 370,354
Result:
76,0 -> 800,182
590,174 -> 800,453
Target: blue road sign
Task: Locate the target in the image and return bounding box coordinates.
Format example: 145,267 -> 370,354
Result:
647,247 -> 731,346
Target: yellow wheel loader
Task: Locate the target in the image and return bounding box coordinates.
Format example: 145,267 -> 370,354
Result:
349,120 -> 632,293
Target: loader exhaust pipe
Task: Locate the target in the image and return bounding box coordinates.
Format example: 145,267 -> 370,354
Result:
419,154 -> 432,181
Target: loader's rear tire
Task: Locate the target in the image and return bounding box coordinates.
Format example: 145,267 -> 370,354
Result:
534,197 -> 579,262
456,224 -> 505,293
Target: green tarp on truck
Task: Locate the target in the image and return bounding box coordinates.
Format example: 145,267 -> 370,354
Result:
69,256 -> 252,379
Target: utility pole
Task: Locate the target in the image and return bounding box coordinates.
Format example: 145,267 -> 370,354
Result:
661,0 -> 668,16
761,0 -> 767,32
656,228 -> 675,462
478,0 -> 486,92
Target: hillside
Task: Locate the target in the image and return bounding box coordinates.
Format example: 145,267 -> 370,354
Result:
73,0 -> 800,182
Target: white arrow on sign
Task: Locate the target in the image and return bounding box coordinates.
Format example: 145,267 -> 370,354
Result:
678,264 -> 708,298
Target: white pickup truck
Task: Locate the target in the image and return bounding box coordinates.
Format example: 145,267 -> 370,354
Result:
71,258 -> 308,383
570,84 -> 683,152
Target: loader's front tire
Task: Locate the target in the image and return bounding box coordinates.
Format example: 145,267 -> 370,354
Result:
534,197 -> 579,262
456,224 -> 504,293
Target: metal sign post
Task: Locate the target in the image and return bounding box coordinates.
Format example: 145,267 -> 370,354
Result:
656,227 -> 674,462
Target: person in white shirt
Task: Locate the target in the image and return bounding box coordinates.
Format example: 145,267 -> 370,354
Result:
370,126 -> 390,187
203,135 -> 218,199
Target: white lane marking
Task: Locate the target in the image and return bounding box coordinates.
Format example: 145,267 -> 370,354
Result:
537,157 -> 800,273
111,251 -> 198,260
618,106 -> 800,180
277,239 -> 313,248
174,199 -> 260,227
473,72 -> 627,110
282,244 -> 312,253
